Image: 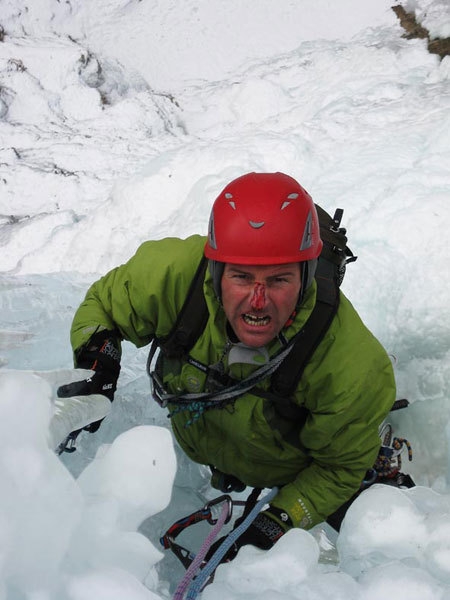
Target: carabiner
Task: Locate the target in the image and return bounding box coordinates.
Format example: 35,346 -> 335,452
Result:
204,495 -> 233,525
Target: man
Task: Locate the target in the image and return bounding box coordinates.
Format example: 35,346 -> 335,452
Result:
58,172 -> 395,556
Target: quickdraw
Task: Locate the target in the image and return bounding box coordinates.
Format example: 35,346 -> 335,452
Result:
160,488 -> 278,600
160,494 -> 242,570
374,422 -> 414,480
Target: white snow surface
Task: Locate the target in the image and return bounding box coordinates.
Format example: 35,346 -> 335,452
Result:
1,0 -> 450,598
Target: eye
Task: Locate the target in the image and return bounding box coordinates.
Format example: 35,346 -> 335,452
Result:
268,275 -> 292,287
232,272 -> 252,281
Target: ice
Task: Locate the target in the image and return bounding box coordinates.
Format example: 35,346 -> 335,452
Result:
0,370 -> 176,598
0,371 -> 83,595
66,567 -> 162,600
77,426 -> 176,531
0,0 -> 450,598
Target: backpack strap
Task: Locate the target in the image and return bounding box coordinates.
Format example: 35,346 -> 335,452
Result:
270,257 -> 340,398
157,256 -> 209,359
270,205 -> 354,398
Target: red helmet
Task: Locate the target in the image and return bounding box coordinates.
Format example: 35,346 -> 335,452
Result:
204,172 -> 323,265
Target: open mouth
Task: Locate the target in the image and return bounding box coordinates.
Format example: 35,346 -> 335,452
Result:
243,314 -> 271,326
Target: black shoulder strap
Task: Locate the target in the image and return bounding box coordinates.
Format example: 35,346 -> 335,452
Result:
157,256 -> 209,358
270,205 -> 354,397
270,257 -> 339,397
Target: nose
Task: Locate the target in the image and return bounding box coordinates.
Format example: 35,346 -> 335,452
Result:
250,282 -> 266,310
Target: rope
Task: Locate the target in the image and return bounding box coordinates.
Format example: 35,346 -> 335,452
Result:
172,500 -> 229,600
168,345 -> 295,427
152,339 -> 296,410
185,487 -> 278,600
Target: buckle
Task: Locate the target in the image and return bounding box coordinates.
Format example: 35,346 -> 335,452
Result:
150,371 -> 169,407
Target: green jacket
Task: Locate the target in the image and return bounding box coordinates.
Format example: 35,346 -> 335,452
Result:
71,235 -> 395,529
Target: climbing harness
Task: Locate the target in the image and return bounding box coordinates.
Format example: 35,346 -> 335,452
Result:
161,488 -> 278,600
148,336 -> 296,424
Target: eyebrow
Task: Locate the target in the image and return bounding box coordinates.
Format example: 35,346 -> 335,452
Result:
227,267 -> 298,278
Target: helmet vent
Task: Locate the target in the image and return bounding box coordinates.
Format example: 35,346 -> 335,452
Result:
204,173 -> 323,264
299,211 -> 313,250
225,193 -> 236,209
208,215 -> 217,249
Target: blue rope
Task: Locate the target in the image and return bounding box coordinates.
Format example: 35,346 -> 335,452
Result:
185,487 -> 279,600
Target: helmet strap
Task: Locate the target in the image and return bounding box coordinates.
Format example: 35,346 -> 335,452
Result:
284,310 -> 297,328
208,260 -> 225,302
298,258 -> 318,306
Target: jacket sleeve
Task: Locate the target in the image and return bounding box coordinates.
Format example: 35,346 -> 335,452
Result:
271,293 -> 396,529
70,235 -> 206,354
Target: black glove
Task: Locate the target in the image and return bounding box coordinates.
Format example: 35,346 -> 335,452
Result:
210,466 -> 246,493
57,329 -> 121,433
206,508 -> 290,563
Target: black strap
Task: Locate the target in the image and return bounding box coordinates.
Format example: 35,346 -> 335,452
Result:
270,257 -> 340,397
157,256 -> 209,358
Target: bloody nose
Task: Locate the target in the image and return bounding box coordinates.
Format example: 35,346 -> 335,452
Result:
250,282 -> 266,310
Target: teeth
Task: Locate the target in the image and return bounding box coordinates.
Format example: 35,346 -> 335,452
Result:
243,314 -> 270,326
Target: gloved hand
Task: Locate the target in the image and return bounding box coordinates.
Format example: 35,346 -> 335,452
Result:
57,329 -> 121,434
210,466 -> 246,493
206,507 -> 291,563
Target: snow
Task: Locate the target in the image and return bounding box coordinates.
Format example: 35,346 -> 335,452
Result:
0,0 -> 450,598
